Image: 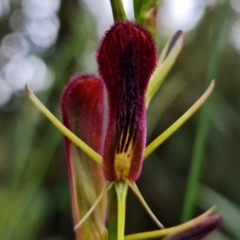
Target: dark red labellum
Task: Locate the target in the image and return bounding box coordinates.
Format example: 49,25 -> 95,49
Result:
97,22 -> 157,181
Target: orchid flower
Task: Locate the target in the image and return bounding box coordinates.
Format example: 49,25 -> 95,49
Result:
25,22 -> 220,240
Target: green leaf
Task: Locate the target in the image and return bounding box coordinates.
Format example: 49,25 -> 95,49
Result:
181,1 -> 230,222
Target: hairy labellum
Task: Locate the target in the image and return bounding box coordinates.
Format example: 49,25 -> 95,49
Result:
97,22 -> 157,181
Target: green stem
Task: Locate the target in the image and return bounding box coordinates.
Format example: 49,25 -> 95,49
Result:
108,182 -> 128,240
108,185 -> 118,240
110,0 -> 127,22
133,0 -> 143,22
115,182 -> 128,240
181,2 -> 230,222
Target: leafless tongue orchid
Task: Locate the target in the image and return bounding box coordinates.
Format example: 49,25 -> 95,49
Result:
26,21 -> 220,240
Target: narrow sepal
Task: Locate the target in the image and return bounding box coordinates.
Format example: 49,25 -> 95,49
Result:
97,22 -> 157,181
161,30 -> 183,63
124,207 -> 222,240
163,215 -> 222,240
144,80 -> 215,160
25,84 -> 102,165
61,75 -> 107,240
74,183 -> 113,231
128,181 -> 164,229
146,30 -> 184,106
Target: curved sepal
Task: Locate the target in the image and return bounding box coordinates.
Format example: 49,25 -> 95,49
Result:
163,214 -> 222,240
144,80 -> 215,160
146,30 -> 184,106
25,85 -> 102,165
124,207 -> 222,240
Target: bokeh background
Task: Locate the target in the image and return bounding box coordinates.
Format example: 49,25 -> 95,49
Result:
0,0 -> 239,239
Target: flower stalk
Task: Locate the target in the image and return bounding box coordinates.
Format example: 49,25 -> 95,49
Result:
110,0 -> 127,21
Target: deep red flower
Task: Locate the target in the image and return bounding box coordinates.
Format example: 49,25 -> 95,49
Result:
97,22 -> 157,181
26,20 -> 218,240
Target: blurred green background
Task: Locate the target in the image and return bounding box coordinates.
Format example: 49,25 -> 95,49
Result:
0,0 -> 239,239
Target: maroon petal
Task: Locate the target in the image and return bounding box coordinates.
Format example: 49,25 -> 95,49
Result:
61,75 -> 107,239
163,215 -> 222,240
97,22 -> 157,181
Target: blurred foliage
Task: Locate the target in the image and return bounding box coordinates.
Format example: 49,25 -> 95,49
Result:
0,0 -> 239,239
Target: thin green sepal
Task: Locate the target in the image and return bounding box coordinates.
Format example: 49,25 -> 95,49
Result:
128,181 -> 164,229
144,80 -> 215,160
74,182 -> 113,230
124,207 -> 216,240
25,85 -> 102,165
146,31 -> 184,107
